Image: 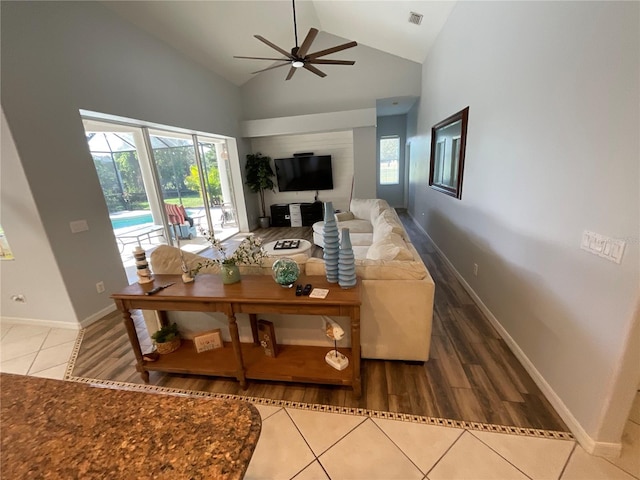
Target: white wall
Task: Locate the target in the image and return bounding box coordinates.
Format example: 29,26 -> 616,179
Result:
1,111 -> 77,328
408,1 -> 639,448
241,31 -> 421,120
1,2 -> 244,325
250,131 -> 354,214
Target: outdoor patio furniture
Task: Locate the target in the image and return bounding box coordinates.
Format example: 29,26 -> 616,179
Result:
164,203 -> 197,240
115,224 -> 165,252
220,203 -> 237,228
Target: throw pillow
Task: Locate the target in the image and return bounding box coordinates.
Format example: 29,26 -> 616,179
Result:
366,233 -> 413,261
373,210 -> 406,242
350,198 -> 389,221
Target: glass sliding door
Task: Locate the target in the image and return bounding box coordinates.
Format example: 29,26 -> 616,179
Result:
147,130 -> 239,250
84,121 -> 168,282
84,118 -> 241,281
147,130 -> 198,247
197,137 -> 239,241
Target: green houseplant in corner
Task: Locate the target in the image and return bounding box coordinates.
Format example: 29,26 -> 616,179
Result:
245,152 -> 275,229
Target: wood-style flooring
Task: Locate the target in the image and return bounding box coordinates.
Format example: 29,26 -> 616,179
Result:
71,211 -> 568,433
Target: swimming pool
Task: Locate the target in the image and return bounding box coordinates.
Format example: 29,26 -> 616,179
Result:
111,213 -> 153,230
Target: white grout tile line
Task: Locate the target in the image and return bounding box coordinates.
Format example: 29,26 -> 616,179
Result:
66,327 -> 574,441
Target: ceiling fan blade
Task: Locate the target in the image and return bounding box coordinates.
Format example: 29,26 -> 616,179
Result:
251,62 -> 292,74
285,67 -> 297,81
303,63 -> 327,78
296,28 -> 318,58
254,35 -> 294,59
234,56 -> 290,61
307,41 -> 358,60
308,59 -> 355,65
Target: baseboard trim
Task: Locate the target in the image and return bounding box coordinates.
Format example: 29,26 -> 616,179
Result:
0,316 -> 80,330
408,215 -> 619,456
80,304 -> 117,328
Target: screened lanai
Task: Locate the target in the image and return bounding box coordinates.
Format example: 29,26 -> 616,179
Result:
85,125 -> 240,282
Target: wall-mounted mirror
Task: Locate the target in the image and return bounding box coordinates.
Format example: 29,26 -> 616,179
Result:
429,106 -> 469,199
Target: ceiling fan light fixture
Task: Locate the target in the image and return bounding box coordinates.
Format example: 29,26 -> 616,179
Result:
292,60 -> 304,68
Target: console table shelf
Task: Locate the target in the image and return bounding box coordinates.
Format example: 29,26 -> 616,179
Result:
111,274 -> 361,396
242,344 -> 352,386
145,341 -> 353,386
145,340 -> 239,378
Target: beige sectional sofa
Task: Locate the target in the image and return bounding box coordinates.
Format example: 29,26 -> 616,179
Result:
148,199 -> 435,361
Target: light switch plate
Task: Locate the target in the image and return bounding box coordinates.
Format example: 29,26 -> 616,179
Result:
581,230 -> 625,264
70,220 -> 89,233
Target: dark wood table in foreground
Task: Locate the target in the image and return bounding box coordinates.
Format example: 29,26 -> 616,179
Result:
111,274 -> 362,397
0,373 -> 261,480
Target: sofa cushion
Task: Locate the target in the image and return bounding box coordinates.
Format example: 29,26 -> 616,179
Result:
366,233 -> 413,261
335,211 -> 354,222
339,219 -> 373,234
350,198 -> 390,224
150,245 -> 308,276
306,255 -> 427,280
352,245 -> 370,260
372,210 -> 406,242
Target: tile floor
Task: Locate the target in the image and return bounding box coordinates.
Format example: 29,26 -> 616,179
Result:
1,322 -> 639,480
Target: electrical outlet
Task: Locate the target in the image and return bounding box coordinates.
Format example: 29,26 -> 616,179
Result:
96,281 -> 105,294
473,263 -> 479,276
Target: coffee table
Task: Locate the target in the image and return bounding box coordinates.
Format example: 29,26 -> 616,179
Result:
263,238 -> 312,257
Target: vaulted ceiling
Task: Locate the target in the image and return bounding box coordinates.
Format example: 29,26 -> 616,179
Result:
104,1 -> 457,86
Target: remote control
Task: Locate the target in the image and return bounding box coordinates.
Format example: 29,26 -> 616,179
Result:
295,284 -> 303,296
302,284 -> 312,295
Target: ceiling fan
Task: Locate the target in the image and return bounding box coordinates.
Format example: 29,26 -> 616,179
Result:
234,0 -> 357,81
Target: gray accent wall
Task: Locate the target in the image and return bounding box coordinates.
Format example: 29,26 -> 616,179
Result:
1,1 -> 244,325
353,126 -> 377,199
408,1 -> 639,446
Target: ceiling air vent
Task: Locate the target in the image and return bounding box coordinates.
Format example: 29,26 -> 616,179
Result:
408,12 -> 423,25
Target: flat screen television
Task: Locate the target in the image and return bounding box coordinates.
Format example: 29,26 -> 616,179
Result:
274,155 -> 334,192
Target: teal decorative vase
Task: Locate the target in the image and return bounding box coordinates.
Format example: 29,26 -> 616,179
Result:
272,257 -> 300,288
322,201 -> 339,283
220,264 -> 241,284
338,228 -> 356,289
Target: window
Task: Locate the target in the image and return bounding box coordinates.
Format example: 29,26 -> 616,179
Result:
379,136 -> 400,185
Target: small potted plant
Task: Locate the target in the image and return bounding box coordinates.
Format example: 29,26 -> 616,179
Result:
151,322 -> 181,354
245,152 -> 276,229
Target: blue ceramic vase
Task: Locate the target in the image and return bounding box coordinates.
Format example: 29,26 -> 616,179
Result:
322,201 -> 339,283
338,228 -> 356,289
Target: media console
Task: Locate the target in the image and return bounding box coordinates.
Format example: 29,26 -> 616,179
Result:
270,202 -> 323,227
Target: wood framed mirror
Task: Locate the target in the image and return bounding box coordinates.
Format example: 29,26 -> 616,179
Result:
429,106 -> 469,199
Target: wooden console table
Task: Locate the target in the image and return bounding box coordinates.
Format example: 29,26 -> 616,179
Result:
111,274 -> 362,397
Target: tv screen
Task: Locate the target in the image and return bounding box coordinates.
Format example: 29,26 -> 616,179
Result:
275,155 -> 334,192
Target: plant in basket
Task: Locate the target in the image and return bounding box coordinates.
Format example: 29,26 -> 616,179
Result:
151,322 -> 181,354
